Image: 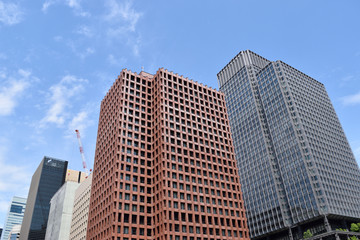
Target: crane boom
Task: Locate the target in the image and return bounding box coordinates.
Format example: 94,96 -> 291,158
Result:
75,129 -> 90,176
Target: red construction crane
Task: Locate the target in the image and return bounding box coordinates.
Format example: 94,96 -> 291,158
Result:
75,129 -> 90,176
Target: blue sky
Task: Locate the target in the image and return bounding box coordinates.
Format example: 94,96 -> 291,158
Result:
1,0 -> 360,226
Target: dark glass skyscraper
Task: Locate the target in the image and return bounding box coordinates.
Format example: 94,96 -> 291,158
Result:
218,50 -> 360,240
19,156 -> 68,240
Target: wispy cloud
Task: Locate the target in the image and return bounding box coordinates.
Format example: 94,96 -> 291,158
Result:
39,74 -> 96,139
46,0 -> 143,60
75,25 -> 94,38
78,47 -> 95,59
341,75 -> 354,82
53,35 -> 63,42
341,91 -> 360,106
53,36 -> 95,59
42,0 -> 89,17
67,40 -> 95,59
107,54 -> 126,66
40,75 -> 88,127
66,106 -> 95,138
104,0 -> 142,32
0,1 -> 23,25
104,0 -> 143,56
130,35 -> 141,57
0,138 -> 31,218
94,71 -> 117,95
0,139 -> 31,192
0,69 -> 34,116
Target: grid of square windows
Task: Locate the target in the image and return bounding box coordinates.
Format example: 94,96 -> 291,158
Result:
87,69 -> 249,240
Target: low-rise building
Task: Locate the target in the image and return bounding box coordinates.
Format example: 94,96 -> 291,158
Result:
44,170 -> 86,240
69,173 -> 92,240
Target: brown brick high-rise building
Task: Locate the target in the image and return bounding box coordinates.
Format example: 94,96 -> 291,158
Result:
87,68 -> 249,240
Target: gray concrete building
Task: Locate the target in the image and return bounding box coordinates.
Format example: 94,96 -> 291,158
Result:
0,197 -> 26,240
70,173 -> 92,240
218,50 -> 360,240
44,169 -> 85,240
19,157 -> 68,240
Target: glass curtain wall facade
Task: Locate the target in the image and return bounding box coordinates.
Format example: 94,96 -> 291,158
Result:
87,68 -> 249,240
218,50 -> 360,240
0,196 -> 26,240
19,157 -> 68,240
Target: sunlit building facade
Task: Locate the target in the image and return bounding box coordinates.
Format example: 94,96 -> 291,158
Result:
70,173 -> 92,240
0,197 -> 26,240
87,68 -> 250,240
45,170 -> 86,240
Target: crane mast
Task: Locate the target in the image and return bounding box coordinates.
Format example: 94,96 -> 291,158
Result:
75,129 -> 90,176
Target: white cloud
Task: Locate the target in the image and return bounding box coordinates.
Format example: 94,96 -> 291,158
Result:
74,47 -> 95,59
40,75 -> 88,127
67,0 -> 80,9
94,71 -> 117,95
39,75 -> 95,139
341,75 -> 354,82
0,199 -> 9,215
104,0 -> 143,56
104,0 -> 142,32
68,110 -> 89,132
73,47 -> 95,59
107,54 -> 126,66
67,40 -> 95,59
0,1 -> 23,25
53,35 -> 63,42
83,47 -> 95,57
0,138 -> 31,221
0,159 -> 30,192
41,0 -> 53,12
0,69 -> 34,116
46,0 -> 143,59
341,91 -> 360,106
131,35 -> 141,56
42,0 -> 89,17
66,108 -> 95,139
75,25 -> 93,38
23,48 -> 40,63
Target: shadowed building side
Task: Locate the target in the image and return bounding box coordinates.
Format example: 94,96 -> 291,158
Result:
19,157 -> 68,240
218,50 -> 360,240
